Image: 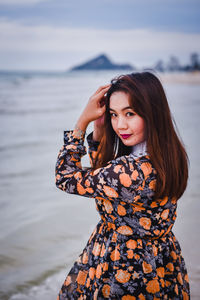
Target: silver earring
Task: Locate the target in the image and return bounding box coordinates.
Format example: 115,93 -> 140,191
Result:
114,135 -> 119,158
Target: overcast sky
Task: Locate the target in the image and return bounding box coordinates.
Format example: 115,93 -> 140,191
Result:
0,0 -> 200,71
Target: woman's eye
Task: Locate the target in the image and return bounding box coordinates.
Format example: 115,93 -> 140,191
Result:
110,113 -> 117,117
126,112 -> 135,117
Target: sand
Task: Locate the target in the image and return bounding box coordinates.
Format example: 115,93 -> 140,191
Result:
158,71 -> 200,84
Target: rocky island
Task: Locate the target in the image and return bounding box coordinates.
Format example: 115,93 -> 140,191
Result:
70,54 -> 134,71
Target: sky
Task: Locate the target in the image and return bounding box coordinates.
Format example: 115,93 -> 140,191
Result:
0,0 -> 200,71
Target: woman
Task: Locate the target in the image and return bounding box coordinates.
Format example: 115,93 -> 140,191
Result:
55,72 -> 190,299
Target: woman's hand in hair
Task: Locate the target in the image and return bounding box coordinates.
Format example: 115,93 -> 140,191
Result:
75,84 -> 111,132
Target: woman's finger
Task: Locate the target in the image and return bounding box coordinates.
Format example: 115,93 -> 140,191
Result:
95,86 -> 110,99
94,84 -> 111,95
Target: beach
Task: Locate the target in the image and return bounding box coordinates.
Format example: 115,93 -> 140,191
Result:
0,70 -> 199,299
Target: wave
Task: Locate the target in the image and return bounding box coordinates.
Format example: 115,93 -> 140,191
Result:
2,267 -> 66,300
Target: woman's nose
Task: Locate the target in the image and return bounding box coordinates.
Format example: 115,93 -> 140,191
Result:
117,117 -> 127,129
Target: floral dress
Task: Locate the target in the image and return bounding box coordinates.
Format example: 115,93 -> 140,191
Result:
55,130 -> 190,300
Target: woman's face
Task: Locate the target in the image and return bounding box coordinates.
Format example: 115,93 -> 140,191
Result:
109,91 -> 146,147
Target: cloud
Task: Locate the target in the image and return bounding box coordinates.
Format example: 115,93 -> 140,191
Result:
0,18 -> 200,70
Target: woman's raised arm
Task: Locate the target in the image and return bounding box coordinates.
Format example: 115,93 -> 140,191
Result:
55,129 -> 145,202
75,84 -> 110,133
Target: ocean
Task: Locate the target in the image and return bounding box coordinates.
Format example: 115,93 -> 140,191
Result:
0,70 -> 199,299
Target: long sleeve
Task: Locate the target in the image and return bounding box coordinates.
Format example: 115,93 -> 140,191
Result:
86,132 -> 100,167
55,130 -> 145,202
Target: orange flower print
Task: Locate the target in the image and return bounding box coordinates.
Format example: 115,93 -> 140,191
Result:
152,244 -> 158,256
126,239 -> 137,249
117,205 -> 127,216
150,201 -> 158,208
114,165 -> 123,173
110,249 -> 121,261
161,209 -> 169,220
76,270 -> 87,285
170,251 -> 177,260
102,284 -> 111,298
132,271 -> 139,279
92,242 -> 101,256
115,269 -> 131,283
160,196 -> 168,206
117,226 -> 133,235
142,261 -> 152,273
177,272 -> 183,285
86,277 -> 90,288
131,170 -> 139,180
149,179 -> 156,191
85,187 -> 94,194
119,173 -> 132,187
111,231 -> 118,243
122,296 -> 136,300
89,267 -> 95,280
96,264 -> 102,279
174,284 -> 179,295
102,262 -> 109,272
146,279 -> 160,294
103,199 -> 113,214
107,222 -> 116,230
127,249 -> 134,259
140,162 -> 152,177
139,217 -> 151,230
133,195 -> 140,202
103,186 -> 119,198
77,182 -> 86,195
157,267 -> 165,278
166,263 -> 174,272
74,171 -> 82,180
82,251 -> 88,264
100,243 -> 106,257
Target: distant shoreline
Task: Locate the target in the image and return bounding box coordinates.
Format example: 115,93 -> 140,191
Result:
0,70 -> 200,84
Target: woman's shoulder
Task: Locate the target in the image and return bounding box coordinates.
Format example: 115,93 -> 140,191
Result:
111,153 -> 157,180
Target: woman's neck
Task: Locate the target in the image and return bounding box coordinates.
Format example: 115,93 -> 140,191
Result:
131,140 -> 148,158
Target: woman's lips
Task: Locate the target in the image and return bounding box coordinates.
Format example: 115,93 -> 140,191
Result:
120,134 -> 132,139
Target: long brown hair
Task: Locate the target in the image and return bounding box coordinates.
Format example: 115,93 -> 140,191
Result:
93,72 -> 189,200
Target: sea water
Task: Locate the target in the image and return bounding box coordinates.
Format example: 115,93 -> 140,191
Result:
0,70 -> 199,299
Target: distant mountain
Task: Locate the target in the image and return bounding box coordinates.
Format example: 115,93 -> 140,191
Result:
70,54 -> 134,71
